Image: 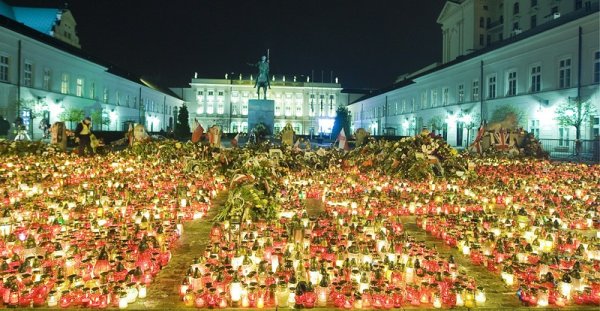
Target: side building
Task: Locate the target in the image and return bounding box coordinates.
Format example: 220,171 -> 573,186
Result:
349,0 -> 599,151
172,75 -> 364,136
0,2 -> 182,139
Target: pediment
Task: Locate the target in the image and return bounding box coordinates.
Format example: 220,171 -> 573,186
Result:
436,1 -> 462,24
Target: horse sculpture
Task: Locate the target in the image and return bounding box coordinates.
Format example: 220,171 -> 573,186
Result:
253,55 -> 270,99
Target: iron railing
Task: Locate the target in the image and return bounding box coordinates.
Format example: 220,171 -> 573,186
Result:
538,138 -> 600,163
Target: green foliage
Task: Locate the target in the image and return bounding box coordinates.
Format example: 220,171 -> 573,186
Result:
252,122 -> 271,140
90,110 -> 111,131
59,108 -> 85,129
174,104 -> 190,139
490,104 -> 524,126
427,115 -> 444,132
554,97 -> 596,139
331,106 -> 351,139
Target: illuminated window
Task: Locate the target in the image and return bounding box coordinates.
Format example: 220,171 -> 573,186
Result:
457,84 -> 464,103
442,87 -> 449,106
421,92 -> 427,109
242,100 -> 248,115
43,68 -> 51,90
295,103 -> 302,117
594,51 -> 599,83
472,80 -> 479,101
23,62 -> 33,87
0,55 -> 8,82
530,65 -> 541,92
507,71 -> 517,96
76,78 -> 84,97
431,89 -> 438,107
558,127 -> 570,146
402,99 -> 407,113
241,121 -> 248,132
275,101 -> 282,116
487,75 -> 496,99
103,88 -> 109,103
559,58 -> 571,88
60,73 -> 69,94
529,120 -> 540,138
206,101 -> 214,114
90,82 -> 96,99
217,101 -> 224,114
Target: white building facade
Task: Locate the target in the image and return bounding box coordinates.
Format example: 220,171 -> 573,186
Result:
349,0 -> 599,148
0,6 -> 182,139
173,76 -> 360,136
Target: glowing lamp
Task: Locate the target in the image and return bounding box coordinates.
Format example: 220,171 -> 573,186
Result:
475,287 -> 486,305
230,274 -> 242,304
537,288 -> 549,307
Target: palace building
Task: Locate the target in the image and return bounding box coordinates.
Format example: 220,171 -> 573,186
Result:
348,0 -> 599,150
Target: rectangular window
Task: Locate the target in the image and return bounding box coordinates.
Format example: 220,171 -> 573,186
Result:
431,89 -> 438,107
529,120 -> 540,138
402,99 -> 407,113
295,103 -> 303,117
90,82 -> 96,99
42,68 -> 51,90
274,102 -> 281,116
472,80 -> 480,101
242,101 -> 248,116
575,0 -> 582,10
23,62 -> 33,87
594,51 -> 600,83
559,58 -> 571,88
479,34 -> 484,46
60,73 -> 69,94
217,101 -> 224,115
103,88 -> 109,103
559,127 -> 569,146
487,75 -> 496,99
530,15 -> 537,28
0,55 -> 8,82
76,78 -> 84,97
206,101 -> 214,114
507,71 -> 517,96
443,87 -> 449,105
530,65 -> 541,92
457,84 -> 464,103
421,92 -> 427,109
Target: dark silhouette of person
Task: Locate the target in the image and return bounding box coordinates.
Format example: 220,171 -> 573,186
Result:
75,116 -> 93,156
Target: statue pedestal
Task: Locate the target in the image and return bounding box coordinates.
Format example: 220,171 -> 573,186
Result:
248,99 -> 274,134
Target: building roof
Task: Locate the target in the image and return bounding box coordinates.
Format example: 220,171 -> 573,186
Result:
357,3 -> 599,104
11,7 -> 59,35
0,8 -> 181,100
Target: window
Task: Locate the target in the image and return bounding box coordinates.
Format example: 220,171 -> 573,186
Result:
529,120 -> 540,138
531,0 -> 537,7
479,34 -> 484,46
575,0 -> 582,10
458,84 -> 464,103
103,88 -> 108,103
513,22 -> 519,30
431,89 -> 438,107
472,80 -> 480,101
487,75 -> 496,99
442,87 -> 449,106
507,71 -> 517,96
217,101 -> 224,114
23,62 -> 33,87
206,101 -> 214,114
0,55 -> 8,82
559,58 -> 571,88
295,103 -> 303,117
479,17 -> 484,28
551,6 -> 558,14
558,127 -> 569,146
513,2 -> 520,15
421,92 -> 427,109
594,51 -> 600,83
530,65 -> 541,92
115,91 -> 120,105
242,101 -> 248,116
42,68 -> 51,90
196,101 -> 204,114
274,102 -> 281,116
60,73 -> 69,94
402,99 -> 407,113
530,15 -> 537,28
76,78 -> 84,97
90,82 -> 96,99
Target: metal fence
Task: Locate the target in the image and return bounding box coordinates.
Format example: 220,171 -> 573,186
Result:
538,138 -> 600,163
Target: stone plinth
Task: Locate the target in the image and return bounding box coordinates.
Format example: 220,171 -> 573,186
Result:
248,99 -> 274,134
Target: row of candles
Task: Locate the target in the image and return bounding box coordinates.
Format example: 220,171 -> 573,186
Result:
0,152 -> 221,308
181,198 -> 485,309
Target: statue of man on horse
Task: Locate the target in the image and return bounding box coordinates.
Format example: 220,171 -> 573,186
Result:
250,53 -> 270,99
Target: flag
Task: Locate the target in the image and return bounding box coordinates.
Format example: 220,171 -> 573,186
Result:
231,132 -> 239,147
468,123 -> 486,154
337,128 -> 349,150
494,128 -> 512,151
191,119 -> 204,143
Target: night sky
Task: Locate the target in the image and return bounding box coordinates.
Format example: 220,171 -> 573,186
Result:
10,0 -> 446,89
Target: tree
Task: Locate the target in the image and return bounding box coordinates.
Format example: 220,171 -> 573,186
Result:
490,104 -> 525,126
90,110 -> 111,131
555,97 -> 596,153
331,106 -> 351,139
174,104 -> 190,139
427,115 -> 444,135
59,108 -> 85,129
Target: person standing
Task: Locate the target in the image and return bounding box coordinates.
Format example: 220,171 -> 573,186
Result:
75,116 -> 93,156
